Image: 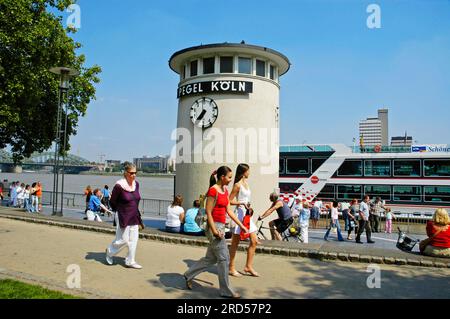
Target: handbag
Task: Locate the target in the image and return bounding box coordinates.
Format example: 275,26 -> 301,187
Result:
240,209 -> 252,241
419,226 -> 445,253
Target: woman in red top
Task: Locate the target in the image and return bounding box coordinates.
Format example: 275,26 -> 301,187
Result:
422,208 -> 450,258
184,166 -> 248,299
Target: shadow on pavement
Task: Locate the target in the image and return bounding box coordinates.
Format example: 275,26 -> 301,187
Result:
85,251 -> 128,268
264,258 -> 450,299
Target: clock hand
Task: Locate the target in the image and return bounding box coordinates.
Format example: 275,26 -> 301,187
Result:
197,109 -> 207,121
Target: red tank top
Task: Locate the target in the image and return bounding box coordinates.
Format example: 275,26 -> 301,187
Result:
207,186 -> 228,224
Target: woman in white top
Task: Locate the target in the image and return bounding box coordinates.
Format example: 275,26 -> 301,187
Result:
228,164 -> 259,277
324,200 -> 344,241
166,195 -> 185,233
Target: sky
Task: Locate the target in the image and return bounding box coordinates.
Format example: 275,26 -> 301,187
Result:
55,0 -> 450,162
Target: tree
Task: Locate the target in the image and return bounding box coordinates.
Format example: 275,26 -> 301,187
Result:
0,0 -> 101,163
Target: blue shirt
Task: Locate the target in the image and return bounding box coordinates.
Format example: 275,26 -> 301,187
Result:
102,188 -> 110,198
88,195 -> 102,212
299,208 -> 310,225
183,208 -> 202,233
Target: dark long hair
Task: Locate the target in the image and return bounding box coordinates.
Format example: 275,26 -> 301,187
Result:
234,163 -> 249,184
209,166 -> 232,188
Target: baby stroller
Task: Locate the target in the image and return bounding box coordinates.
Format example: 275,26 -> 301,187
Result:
396,227 -> 420,252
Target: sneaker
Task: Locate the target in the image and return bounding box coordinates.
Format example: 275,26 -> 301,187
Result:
347,236 -> 353,240
368,240 -> 375,244
105,249 -> 113,265
356,240 -> 363,244
126,263 -> 142,269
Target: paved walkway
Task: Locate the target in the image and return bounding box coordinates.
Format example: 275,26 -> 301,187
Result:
0,211 -> 449,299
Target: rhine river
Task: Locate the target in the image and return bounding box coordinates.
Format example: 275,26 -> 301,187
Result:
0,173 -> 174,200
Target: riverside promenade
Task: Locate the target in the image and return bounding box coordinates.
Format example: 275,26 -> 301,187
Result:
0,207 -> 449,299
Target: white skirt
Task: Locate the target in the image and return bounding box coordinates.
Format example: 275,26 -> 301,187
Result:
233,207 -> 257,235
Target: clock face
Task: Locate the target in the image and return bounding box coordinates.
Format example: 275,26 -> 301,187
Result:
189,97 -> 218,129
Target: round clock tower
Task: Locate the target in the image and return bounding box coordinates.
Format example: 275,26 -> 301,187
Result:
169,42 -> 290,219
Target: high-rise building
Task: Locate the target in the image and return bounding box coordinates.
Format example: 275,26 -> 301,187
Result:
378,109 -> 389,146
359,108 -> 389,147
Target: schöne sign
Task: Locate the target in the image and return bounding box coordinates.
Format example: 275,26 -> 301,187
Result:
177,80 -> 253,98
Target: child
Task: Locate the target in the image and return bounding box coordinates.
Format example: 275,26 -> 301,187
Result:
385,208 -> 395,234
299,202 -> 311,243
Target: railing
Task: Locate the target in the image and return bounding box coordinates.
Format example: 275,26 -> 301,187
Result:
41,191 -> 172,217
315,210 -> 431,235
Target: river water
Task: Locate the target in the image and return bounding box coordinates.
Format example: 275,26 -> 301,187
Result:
0,172 -> 174,200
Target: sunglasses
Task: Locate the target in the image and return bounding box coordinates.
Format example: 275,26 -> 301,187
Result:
127,171 -> 137,175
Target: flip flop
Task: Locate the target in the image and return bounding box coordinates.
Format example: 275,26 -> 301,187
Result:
243,269 -> 260,277
229,271 -> 243,277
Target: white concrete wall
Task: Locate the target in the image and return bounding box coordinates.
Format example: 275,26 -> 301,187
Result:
175,74 -> 280,222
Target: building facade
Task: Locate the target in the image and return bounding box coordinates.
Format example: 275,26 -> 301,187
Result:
391,136 -> 413,147
169,42 -> 290,216
359,108 -> 389,147
133,156 -> 168,172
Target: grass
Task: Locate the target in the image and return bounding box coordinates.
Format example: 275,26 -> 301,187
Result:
0,279 -> 81,299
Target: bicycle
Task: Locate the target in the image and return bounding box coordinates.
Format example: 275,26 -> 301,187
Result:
256,218 -> 304,243
256,219 -> 270,241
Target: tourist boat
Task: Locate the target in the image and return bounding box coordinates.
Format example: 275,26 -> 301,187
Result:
279,144 -> 450,216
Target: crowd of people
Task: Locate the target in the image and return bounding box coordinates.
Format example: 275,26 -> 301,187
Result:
1,163 -> 448,299
0,180 -> 42,213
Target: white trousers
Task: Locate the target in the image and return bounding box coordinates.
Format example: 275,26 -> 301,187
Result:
107,214 -> 139,266
300,225 -> 309,243
86,210 -> 102,222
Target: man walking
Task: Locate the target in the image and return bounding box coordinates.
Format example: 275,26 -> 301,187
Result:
356,195 -> 375,244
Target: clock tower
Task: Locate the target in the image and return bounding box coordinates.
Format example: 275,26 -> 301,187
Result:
169,43 -> 290,218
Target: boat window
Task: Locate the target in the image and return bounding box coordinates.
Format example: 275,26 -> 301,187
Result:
424,160 -> 450,177
220,56 -> 233,73
238,57 -> 252,74
279,158 -> 285,174
393,160 -> 421,177
364,160 -> 391,176
364,185 -> 391,200
393,186 -> 421,202
279,183 -> 302,194
317,184 -> 335,200
190,60 -> 198,77
337,185 -> 362,200
337,160 -> 362,176
312,158 -> 327,173
202,57 -> 215,74
424,186 -> 450,203
286,158 -> 309,175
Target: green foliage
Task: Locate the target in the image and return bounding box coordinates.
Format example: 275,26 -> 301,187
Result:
0,0 -> 101,163
0,279 -> 81,299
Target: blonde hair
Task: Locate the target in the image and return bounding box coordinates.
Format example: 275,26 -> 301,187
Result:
303,202 -> 309,209
433,208 -> 450,226
123,162 -> 136,175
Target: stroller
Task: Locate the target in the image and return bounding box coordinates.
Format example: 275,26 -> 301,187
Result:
396,227 -> 420,252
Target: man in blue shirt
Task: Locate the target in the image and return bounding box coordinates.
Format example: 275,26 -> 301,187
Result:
101,185 -> 110,209
87,188 -> 112,222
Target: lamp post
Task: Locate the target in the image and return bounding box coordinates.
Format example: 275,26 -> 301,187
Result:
50,67 -> 79,216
